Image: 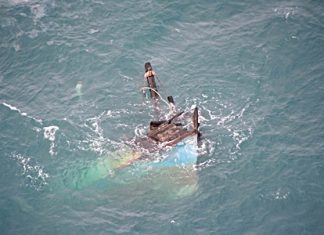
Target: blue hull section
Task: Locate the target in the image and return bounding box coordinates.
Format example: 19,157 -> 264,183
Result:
59,136 -> 199,198
145,137 -> 198,168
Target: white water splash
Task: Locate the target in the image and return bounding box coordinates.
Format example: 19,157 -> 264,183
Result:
9,0 -> 30,4
231,127 -> 253,150
43,126 -> 59,156
274,7 -> 297,20
106,110 -> 113,117
11,153 -> 49,191
75,81 -> 83,97
88,28 -> 99,34
81,109 -> 132,154
273,190 -> 290,200
84,112 -> 106,154
184,95 -> 257,165
3,102 -> 26,114
259,188 -> 290,201
2,102 -> 43,123
134,124 -> 146,138
119,73 -> 134,81
216,100 -> 255,152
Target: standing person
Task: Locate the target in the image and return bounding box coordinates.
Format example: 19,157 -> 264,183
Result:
144,62 -> 162,119
144,62 -> 159,99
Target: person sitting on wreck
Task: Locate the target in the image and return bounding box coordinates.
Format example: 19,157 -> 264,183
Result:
144,62 -> 160,99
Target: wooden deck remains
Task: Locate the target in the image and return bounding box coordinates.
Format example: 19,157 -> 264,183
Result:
147,96 -> 200,146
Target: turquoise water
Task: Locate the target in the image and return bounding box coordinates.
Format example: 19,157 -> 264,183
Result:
1,0 -> 324,234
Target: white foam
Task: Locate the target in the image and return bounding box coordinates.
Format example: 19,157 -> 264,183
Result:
273,189 -> 290,200
46,40 -> 54,45
84,113 -> 106,154
201,94 -> 208,98
260,188 -> 290,201
88,28 -> 99,34
274,7 -> 297,20
2,102 -> 42,123
9,0 -> 30,4
11,153 -> 49,191
43,126 -> 59,156
134,125 -> 146,138
43,125 -> 59,141
119,73 -> 134,81
106,110 -> 113,117
32,127 -> 42,133
75,81 -> 82,96
3,102 -> 19,111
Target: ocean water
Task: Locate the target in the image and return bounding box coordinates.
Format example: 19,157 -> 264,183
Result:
1,0 -> 324,234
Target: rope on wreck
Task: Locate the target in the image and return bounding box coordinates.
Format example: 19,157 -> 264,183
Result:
140,87 -> 170,107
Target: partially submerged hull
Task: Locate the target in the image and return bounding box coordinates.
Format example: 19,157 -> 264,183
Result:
60,98 -> 200,198
64,135 -> 198,198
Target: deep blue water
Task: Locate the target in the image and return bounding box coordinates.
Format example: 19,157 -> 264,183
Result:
1,0 -> 324,234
